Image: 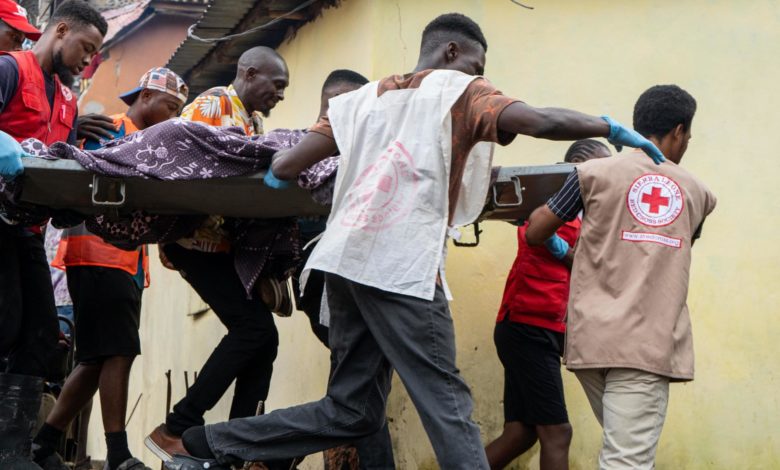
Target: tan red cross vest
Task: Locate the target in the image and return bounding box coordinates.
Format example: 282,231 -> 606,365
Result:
565,152 -> 716,381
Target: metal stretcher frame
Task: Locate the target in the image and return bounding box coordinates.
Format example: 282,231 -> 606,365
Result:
480,163 -> 575,223
18,159 -> 330,219
17,159 -> 574,222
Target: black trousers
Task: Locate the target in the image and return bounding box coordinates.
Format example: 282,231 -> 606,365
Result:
0,227 -> 60,380
163,244 -> 279,435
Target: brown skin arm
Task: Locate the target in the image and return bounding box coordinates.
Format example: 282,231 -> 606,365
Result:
271,131 -> 338,180
526,204 -> 575,268
77,113 -> 117,141
271,100 -> 611,178
498,102 -> 610,140
526,204 -> 566,246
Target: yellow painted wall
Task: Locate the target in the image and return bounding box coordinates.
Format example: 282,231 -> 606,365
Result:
86,1 -> 779,469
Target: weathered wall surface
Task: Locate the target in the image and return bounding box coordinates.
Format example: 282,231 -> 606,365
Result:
85,1 -> 779,468
79,15 -> 192,116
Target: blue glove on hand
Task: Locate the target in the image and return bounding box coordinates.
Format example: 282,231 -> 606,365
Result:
0,130 -> 28,179
544,234 -> 570,260
601,115 -> 665,165
263,167 -> 291,189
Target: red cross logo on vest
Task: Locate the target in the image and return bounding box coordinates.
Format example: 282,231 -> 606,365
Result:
626,174 -> 684,227
641,186 -> 669,214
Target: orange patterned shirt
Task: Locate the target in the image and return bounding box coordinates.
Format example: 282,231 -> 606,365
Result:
180,84 -> 264,136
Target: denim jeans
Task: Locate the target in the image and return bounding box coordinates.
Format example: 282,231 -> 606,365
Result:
205,274 -> 488,469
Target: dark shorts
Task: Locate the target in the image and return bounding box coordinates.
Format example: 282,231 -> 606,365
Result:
66,266 -> 143,364
494,320 -> 568,425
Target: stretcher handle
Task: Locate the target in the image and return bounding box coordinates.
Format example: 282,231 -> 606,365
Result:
90,175 -> 126,207
492,175 -> 523,208
453,222 -> 482,247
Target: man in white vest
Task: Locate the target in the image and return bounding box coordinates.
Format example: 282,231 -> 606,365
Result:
166,13 -> 666,470
524,85 -> 716,469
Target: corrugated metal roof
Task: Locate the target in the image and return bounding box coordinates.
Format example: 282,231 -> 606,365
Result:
166,0 -> 336,98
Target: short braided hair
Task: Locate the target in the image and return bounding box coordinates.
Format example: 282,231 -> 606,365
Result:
564,139 -> 609,163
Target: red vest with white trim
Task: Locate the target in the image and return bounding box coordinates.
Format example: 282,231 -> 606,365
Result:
0,50 -> 76,145
496,219 -> 581,333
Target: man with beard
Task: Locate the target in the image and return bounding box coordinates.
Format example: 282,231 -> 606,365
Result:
144,46 -> 292,465
0,0 -> 106,468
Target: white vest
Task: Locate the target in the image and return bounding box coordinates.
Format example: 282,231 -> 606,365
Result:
304,70 -> 494,301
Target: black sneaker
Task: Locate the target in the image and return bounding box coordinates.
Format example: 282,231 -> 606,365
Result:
164,455 -> 228,470
32,444 -> 68,470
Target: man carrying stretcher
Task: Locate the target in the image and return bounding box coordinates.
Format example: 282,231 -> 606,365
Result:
156,12 -> 664,470
0,13 -> 665,467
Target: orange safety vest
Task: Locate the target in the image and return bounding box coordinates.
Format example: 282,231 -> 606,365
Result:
52,114 -> 149,286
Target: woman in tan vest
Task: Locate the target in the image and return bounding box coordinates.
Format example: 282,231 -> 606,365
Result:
525,85 -> 716,469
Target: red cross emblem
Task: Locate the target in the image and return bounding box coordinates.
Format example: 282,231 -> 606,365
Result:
626,174 -> 684,227
641,186 -> 670,214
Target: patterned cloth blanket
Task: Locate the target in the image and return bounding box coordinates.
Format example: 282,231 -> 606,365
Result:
0,119 -> 339,297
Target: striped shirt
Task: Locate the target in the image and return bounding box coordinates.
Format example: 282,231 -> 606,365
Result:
547,169 -> 582,222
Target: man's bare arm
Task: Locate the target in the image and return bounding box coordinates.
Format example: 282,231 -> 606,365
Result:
271,132 -> 338,180
497,102 -> 610,141
498,102 -> 665,164
525,205 -> 567,246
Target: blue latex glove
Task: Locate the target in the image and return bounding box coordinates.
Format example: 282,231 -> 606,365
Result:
601,116 -> 665,165
0,130 -> 28,179
263,167 -> 291,189
544,234 -> 570,260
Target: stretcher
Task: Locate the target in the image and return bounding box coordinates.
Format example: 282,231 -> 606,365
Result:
17,158 -> 330,219
17,159 -> 574,222
448,163 -> 574,246
481,163 -> 574,223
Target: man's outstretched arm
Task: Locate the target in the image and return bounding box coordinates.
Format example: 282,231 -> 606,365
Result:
498,102 -> 609,141
270,131 -> 337,181
497,102 -> 665,164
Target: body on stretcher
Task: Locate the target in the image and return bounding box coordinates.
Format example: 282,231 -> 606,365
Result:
17,159 -> 574,223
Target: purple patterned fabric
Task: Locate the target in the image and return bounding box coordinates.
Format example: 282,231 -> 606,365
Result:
21,120 -> 305,180
0,121 -> 339,297
298,156 -> 338,205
